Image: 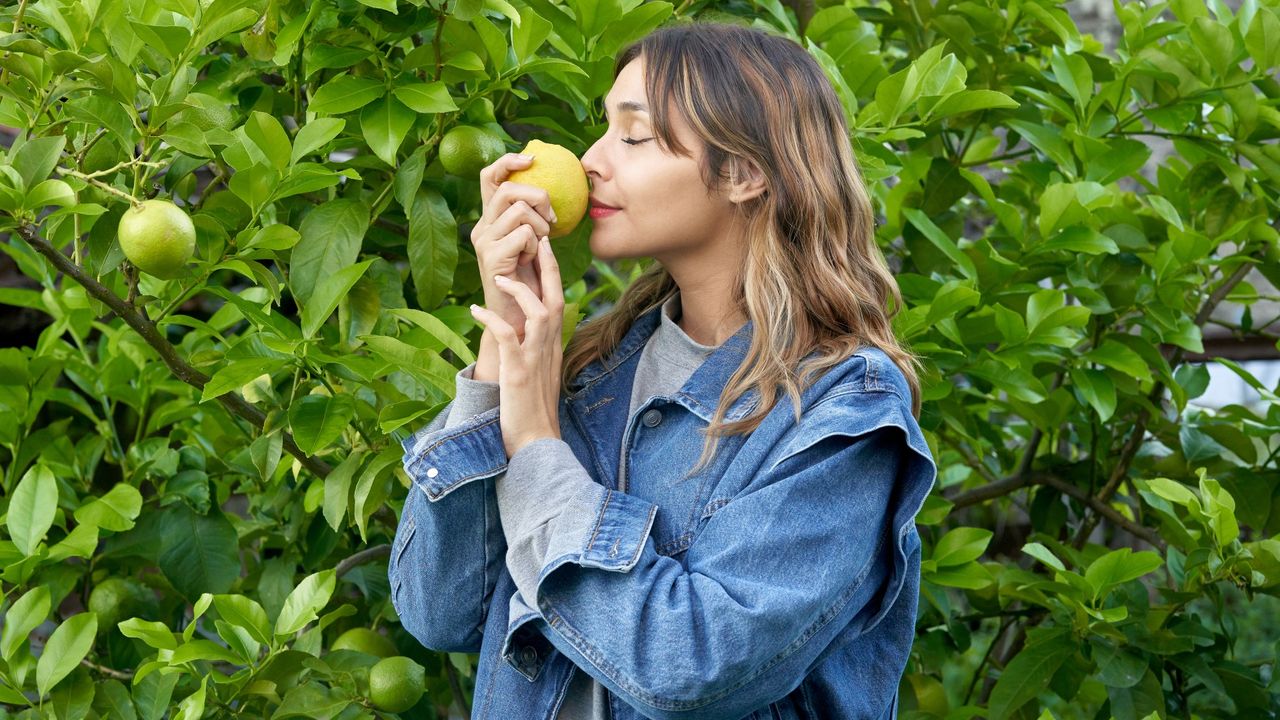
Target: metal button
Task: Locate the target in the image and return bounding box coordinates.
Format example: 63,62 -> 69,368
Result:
642,408 -> 662,427
426,467 -> 439,478
519,645 -> 538,665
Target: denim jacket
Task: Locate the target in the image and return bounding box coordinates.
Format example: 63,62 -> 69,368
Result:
390,303 -> 938,719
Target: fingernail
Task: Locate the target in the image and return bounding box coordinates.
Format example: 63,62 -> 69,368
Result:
550,210 -> 558,222
469,304 -> 480,313
518,154 -> 534,161
494,274 -> 509,284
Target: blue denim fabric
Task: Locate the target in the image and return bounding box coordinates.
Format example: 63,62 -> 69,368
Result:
390,304 -> 938,719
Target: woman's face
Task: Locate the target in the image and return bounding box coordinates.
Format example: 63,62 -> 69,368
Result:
580,57 -> 735,263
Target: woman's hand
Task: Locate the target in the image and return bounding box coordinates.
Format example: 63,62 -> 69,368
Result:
473,153 -> 557,341
468,236 -> 565,459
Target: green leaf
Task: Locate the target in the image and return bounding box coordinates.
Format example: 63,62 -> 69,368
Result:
25,179 -> 77,209
513,7 -> 553,63
323,451 -> 364,532
1070,368 -> 1116,422
291,118 -> 346,165
290,199 -> 369,305
926,89 -> 1019,120
388,308 -> 476,365
360,96 -> 415,167
1049,47 -> 1093,112
1085,548 -> 1163,601
229,164 -> 281,216
211,594 -> 271,645
988,628 -> 1074,720
118,618 -> 178,650
391,82 -> 458,113
1007,119 -> 1075,172
202,358 -> 289,402
1021,542 -> 1065,572
1245,8 -> 1280,69
1084,339 -> 1152,384
1033,226 -> 1118,256
11,135 -> 66,189
275,570 -> 337,636
903,208 -> 976,280
37,613 -> 97,697
1,586 -> 49,662
406,187 -> 459,310
288,394 -> 357,455
158,505 -> 243,601
932,527 -> 992,567
73,483 -> 143,532
10,464 -> 57,556
244,111 -> 292,172
302,259 -> 374,339
357,0 -> 397,11
1085,139 -> 1152,185
309,74 -> 384,115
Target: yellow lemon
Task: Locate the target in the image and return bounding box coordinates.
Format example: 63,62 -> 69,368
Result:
117,199 -> 196,279
504,138 -> 589,239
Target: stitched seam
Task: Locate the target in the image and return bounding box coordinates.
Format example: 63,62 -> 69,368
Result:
406,414 -> 501,475
426,465 -> 507,501
585,489 -> 612,556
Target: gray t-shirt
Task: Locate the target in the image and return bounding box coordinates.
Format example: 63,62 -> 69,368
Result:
441,290 -> 716,719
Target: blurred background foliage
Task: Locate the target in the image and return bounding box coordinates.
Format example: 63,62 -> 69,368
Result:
0,0 -> 1278,717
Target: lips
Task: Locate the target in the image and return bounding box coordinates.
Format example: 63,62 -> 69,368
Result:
589,198 -> 620,210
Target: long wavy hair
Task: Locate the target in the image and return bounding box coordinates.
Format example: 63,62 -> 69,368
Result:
559,21 -> 925,478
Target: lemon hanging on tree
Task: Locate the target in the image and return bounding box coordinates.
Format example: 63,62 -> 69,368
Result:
439,125 -> 507,178
368,656 -> 426,713
331,627 -> 397,658
504,138 -> 589,238
117,199 -> 197,279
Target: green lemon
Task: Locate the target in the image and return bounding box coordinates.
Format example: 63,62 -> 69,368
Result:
331,627 -> 397,658
117,199 -> 197,279
172,93 -> 235,132
504,138 -> 589,239
368,656 -> 426,713
439,125 -> 507,178
89,578 -> 149,634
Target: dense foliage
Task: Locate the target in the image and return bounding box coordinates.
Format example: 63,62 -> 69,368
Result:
0,0 -> 1277,717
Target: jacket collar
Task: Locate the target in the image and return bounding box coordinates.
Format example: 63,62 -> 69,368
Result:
566,300 -> 760,423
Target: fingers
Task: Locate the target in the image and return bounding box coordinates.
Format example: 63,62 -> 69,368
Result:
491,273 -> 548,345
480,153 -> 533,207
481,181 -> 555,229
536,237 -> 564,314
469,304 -> 519,376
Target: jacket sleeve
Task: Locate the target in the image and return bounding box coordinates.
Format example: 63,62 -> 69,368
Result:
495,389 -> 937,720
389,361 -> 507,653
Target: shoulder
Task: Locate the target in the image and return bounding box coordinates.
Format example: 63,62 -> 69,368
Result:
779,345 -> 929,462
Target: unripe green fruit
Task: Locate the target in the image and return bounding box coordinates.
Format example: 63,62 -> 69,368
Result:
117,199 -> 197,279
439,125 -> 507,178
89,578 -> 150,634
368,656 -> 426,713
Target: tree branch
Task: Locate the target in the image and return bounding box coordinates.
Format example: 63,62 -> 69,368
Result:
16,224 -> 333,480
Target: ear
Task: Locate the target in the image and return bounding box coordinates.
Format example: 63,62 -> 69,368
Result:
727,156 -> 767,204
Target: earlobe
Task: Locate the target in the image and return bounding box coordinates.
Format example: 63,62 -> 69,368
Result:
728,158 -> 768,203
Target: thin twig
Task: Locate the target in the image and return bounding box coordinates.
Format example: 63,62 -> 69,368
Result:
17,224 -> 333,481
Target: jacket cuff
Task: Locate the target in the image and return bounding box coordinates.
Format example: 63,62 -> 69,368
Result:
496,438 -> 657,603
400,405 -> 508,502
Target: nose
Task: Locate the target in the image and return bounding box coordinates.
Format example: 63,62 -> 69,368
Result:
580,133 -> 607,184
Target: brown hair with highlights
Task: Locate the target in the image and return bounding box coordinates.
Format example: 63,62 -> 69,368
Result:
560,21 -> 925,478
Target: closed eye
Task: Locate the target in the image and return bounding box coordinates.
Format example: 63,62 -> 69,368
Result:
622,137 -> 652,146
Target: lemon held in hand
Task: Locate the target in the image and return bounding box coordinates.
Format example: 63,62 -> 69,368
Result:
505,139 -> 589,239
439,125 -> 506,178
368,656 -> 426,713
117,199 -> 196,279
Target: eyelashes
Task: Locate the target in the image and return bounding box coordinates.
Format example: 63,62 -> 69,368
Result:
622,137 -> 652,145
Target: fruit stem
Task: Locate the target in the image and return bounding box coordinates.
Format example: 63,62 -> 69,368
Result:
56,166 -> 144,209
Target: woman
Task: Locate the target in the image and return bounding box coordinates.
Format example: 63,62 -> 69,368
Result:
390,21 -> 938,720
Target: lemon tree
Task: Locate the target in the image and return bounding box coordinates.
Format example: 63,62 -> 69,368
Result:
368,656 -> 427,713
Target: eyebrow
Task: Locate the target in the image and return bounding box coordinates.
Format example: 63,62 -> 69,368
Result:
604,100 -> 649,118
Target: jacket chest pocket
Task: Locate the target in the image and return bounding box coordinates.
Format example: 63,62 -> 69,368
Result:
623,408 -> 743,559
